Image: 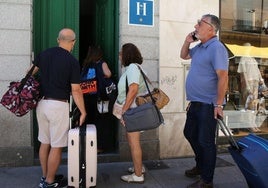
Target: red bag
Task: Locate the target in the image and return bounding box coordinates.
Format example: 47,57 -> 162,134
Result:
0,66 -> 41,117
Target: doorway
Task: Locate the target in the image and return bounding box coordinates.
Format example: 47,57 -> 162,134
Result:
80,0 -> 119,74
79,0 -> 119,154
33,0 -> 119,154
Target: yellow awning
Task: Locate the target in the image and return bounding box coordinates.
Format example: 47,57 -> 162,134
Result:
225,43 -> 268,58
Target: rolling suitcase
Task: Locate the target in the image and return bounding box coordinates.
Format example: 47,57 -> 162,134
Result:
68,124 -> 97,188
217,118 -> 268,188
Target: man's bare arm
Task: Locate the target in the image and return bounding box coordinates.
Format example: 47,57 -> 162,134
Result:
71,83 -> 87,126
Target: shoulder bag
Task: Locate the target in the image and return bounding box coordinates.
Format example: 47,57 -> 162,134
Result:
135,69 -> 169,109
123,66 -> 164,132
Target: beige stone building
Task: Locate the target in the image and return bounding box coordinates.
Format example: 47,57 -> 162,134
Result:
0,0 -> 267,167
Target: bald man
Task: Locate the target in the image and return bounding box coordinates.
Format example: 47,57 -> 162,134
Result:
33,28 -> 86,188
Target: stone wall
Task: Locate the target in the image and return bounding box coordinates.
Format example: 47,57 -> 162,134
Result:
118,0 -> 161,161
159,0 -> 220,158
0,0 -> 34,166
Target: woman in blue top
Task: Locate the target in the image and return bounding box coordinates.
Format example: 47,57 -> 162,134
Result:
117,43 -> 146,183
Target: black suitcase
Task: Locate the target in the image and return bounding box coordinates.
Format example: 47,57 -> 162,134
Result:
217,118 -> 268,188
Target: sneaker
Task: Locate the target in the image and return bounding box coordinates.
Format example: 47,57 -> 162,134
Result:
187,179 -> 213,188
185,166 -> 201,178
121,173 -> 144,184
127,165 -> 146,174
43,181 -> 60,188
39,174 -> 64,188
39,176 -> 46,188
43,179 -> 67,188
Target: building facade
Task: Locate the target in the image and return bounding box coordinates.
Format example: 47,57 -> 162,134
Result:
0,0 -> 267,167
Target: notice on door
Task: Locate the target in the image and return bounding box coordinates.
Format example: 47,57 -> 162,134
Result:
128,0 -> 154,27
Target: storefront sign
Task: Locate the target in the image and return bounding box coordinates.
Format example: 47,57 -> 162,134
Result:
128,0 -> 154,26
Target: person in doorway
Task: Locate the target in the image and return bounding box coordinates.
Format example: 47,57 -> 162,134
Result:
180,14 -> 229,188
81,46 -> 114,153
116,43 -> 147,183
33,28 -> 87,188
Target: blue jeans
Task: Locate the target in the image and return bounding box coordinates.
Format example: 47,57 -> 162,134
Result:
184,102 -> 217,183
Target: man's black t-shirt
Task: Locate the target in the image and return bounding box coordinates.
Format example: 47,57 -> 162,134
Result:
34,47 -> 81,100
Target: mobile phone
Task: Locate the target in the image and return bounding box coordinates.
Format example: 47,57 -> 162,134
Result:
192,33 -> 197,41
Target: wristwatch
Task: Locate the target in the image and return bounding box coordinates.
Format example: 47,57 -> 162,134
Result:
214,104 -> 223,109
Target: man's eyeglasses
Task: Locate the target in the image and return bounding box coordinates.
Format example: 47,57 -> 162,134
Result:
197,19 -> 214,29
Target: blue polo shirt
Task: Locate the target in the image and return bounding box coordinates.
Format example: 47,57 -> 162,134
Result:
185,37 -> 228,104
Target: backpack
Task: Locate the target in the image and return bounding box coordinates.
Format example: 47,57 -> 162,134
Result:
80,66 -> 98,95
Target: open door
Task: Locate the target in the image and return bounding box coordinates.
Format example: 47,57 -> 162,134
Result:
80,0 -> 119,76
79,0 -> 119,153
33,0 -> 119,154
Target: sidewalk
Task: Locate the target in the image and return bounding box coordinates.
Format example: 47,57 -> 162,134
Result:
0,153 -> 247,188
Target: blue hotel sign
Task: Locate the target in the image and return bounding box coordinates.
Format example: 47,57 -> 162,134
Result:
129,0 -> 154,26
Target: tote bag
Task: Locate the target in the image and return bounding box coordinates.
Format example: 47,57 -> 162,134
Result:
0,65 -> 41,117
95,60 -> 118,113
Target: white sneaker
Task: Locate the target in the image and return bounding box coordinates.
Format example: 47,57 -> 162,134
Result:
121,173 -> 144,183
128,165 -> 146,174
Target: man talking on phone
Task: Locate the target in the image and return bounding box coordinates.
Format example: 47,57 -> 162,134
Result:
180,14 -> 229,188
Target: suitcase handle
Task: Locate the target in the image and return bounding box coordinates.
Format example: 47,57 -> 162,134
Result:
79,123 -> 87,187
217,116 -> 240,150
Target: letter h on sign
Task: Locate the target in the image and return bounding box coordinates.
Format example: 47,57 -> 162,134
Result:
129,0 -> 154,26
137,2 -> 146,16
